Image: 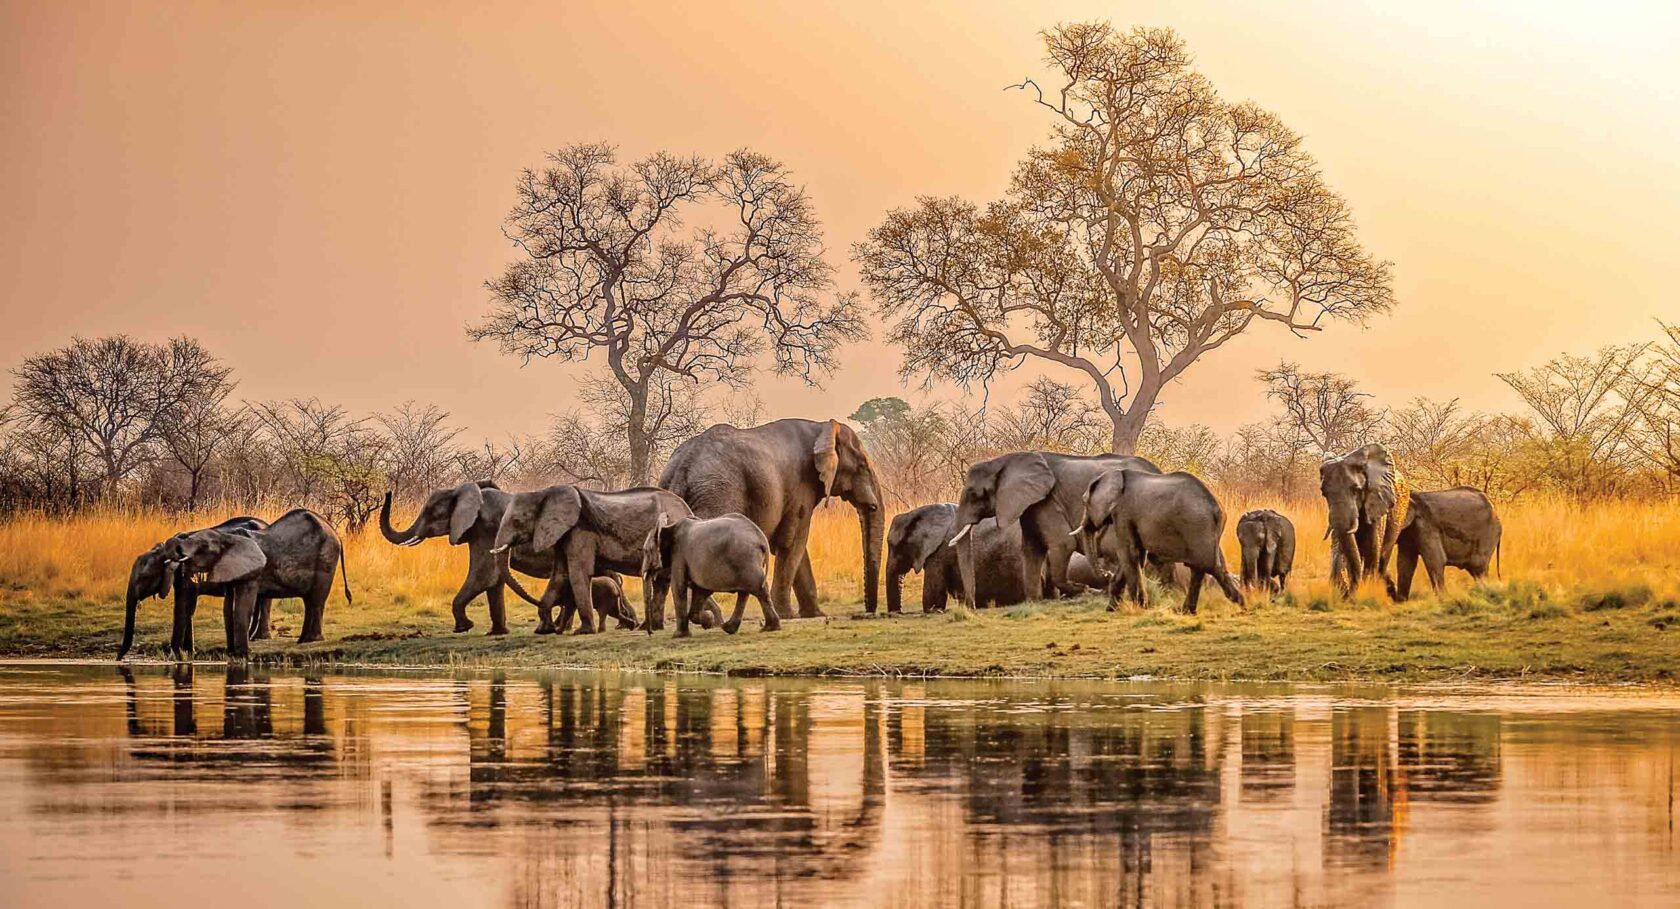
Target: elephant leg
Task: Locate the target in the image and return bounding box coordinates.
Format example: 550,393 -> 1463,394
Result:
449,576 -> 486,634
1356,524 -> 1380,582
485,585 -> 510,636
250,597 -> 272,640
1045,533 -> 1081,598
673,568 -> 693,638
1183,570 -> 1205,615
793,550 -> 824,619
1020,536 -> 1048,602
297,593 -> 326,644
1214,563 -> 1245,606
170,588 -> 190,658
1395,539 -> 1418,602
756,582 -> 781,632
224,590 -> 254,660
721,592 -> 749,635
1418,526 -> 1448,593
769,540 -> 802,619
533,578 -> 565,635
922,568 -> 948,614
566,570 -> 598,636
640,576 -> 669,632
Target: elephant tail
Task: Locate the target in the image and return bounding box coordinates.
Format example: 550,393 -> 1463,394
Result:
338,545 -> 353,605
1496,535 -> 1503,580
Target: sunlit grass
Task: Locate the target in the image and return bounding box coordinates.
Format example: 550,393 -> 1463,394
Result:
2,493 -> 1678,681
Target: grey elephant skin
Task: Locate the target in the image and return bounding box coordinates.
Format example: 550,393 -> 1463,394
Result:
1079,469 -> 1243,614
119,516 -> 268,660
1236,509 -> 1296,594
492,485 -> 695,634
643,512 -> 777,636
1393,487 -> 1502,600
660,418 -> 885,617
158,509 -> 350,659
1320,443 -> 1402,593
380,481 -> 583,635
950,451 -> 1159,609
887,504 -> 1106,612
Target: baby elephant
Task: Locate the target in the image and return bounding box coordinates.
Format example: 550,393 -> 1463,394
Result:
643,512 -> 778,637
1078,469 -> 1244,614
1393,487 -> 1501,600
1236,509 -> 1296,594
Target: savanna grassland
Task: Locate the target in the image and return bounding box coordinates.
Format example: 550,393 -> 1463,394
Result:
2,495 -> 1678,683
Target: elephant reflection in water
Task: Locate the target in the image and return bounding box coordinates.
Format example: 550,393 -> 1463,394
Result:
427,676 -> 890,901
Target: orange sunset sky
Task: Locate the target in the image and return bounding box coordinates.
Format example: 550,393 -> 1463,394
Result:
3,0 -> 1677,439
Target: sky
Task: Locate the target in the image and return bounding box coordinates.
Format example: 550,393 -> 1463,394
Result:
3,0 -> 1677,441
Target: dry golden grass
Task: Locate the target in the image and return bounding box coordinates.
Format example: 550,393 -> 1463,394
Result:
2,493 -> 1678,680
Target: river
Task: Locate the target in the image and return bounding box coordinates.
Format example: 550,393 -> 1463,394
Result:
0,664 -> 1675,907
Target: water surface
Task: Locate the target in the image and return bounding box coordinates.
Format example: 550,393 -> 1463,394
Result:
0,664 -> 1676,907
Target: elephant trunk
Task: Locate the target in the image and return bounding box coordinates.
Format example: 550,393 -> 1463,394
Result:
860,506 -> 883,614
118,584 -> 140,660
378,492 -> 422,545
956,532 -> 977,610
1336,529 -> 1363,593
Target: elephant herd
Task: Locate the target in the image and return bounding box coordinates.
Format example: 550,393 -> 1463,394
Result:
116,418 -> 1504,660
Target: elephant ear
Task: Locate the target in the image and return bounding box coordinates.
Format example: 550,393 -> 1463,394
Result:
996,453 -> 1055,527
208,534 -> 267,584
1358,443 -> 1397,520
642,512 -> 673,575
811,419 -> 841,496
1082,470 -> 1126,528
909,506 -> 955,571
152,546 -> 175,599
448,480 -> 485,545
532,486 -> 584,553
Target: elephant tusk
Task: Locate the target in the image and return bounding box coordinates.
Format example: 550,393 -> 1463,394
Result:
947,524 -> 972,547
400,537 -> 422,547
489,544 -> 509,555
1068,527 -> 1082,537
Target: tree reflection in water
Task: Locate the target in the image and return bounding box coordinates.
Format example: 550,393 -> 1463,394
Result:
2,667 -> 1677,908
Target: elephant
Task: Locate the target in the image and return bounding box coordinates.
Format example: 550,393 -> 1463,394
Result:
158,509 -> 350,659
887,504 -> 1107,612
660,418 -> 884,618
490,485 -> 690,634
949,451 -> 1159,609
1078,469 -> 1244,614
642,512 -> 777,636
379,481 -> 568,635
1320,443 -> 1407,594
1393,487 -> 1502,600
118,515 -> 268,660
1236,509 -> 1296,594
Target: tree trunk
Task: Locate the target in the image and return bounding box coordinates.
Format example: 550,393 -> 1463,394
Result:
1108,382 -> 1160,455
626,388 -> 651,487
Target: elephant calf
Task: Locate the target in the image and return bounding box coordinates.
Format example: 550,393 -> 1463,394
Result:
1079,470 -> 1243,614
888,504 -> 1107,612
1393,487 -> 1501,600
643,512 -> 777,637
1236,510 -> 1296,594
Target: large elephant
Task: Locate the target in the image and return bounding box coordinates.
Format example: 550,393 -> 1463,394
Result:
491,485 -> 688,634
1078,469 -> 1243,614
1319,443 -> 1406,594
1393,487 -> 1501,600
887,504 -> 1107,613
378,481 -> 560,635
660,418 -> 884,618
949,451 -> 1158,609
158,509 -> 350,659
118,515 -> 268,660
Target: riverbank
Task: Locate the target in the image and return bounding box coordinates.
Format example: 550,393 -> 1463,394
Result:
5,581 -> 1678,682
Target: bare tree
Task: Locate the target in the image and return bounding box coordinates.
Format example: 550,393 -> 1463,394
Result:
856,24 -> 1393,453
250,398 -> 390,528
1137,421 -> 1222,474
158,361 -> 240,510
1259,362 -> 1386,458
991,378 -> 1107,453
10,336 -> 231,500
1628,322 -> 1680,489
470,144 -> 866,484
378,401 -> 464,499
1497,344 -> 1654,497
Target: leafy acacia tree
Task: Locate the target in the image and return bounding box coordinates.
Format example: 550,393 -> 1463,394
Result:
471,144 -> 865,484
856,24 -> 1394,453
